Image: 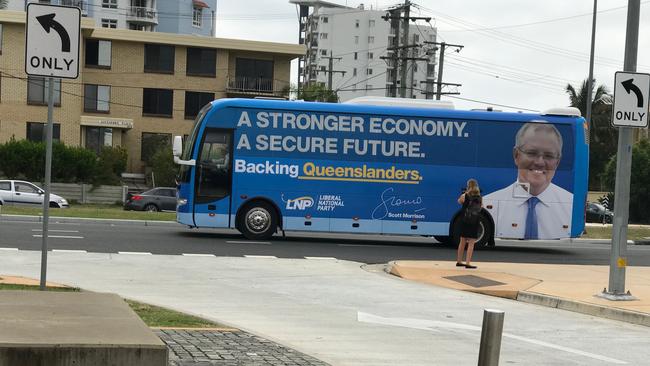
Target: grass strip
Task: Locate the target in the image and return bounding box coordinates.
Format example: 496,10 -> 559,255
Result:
0,204 -> 175,221
0,283 -> 220,328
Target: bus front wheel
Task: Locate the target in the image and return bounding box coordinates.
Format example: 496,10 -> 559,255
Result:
238,201 -> 278,240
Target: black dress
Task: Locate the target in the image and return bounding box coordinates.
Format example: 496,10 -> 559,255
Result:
460,193 -> 482,239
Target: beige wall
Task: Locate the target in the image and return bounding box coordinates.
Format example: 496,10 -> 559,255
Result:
0,20 -> 301,173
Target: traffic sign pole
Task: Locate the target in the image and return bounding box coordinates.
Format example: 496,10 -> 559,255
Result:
39,77 -> 54,291
603,0 -> 641,300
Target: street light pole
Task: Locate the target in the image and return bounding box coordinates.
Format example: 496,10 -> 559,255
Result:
585,0 -> 597,131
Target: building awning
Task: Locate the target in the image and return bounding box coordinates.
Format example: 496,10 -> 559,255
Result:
193,0 -> 210,8
80,116 -> 133,129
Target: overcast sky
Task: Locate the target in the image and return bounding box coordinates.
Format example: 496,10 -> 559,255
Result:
214,0 -> 650,112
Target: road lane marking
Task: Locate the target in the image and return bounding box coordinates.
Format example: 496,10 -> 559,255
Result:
32,229 -> 80,233
0,248 -> 19,251
182,253 -> 216,257
338,244 -> 399,248
358,312 -> 627,364
244,255 -> 278,259
52,249 -> 87,253
304,256 -> 337,260
117,251 -> 152,255
226,240 -> 271,245
32,235 -> 84,239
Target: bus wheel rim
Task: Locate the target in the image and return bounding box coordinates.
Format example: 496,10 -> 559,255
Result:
246,208 -> 270,233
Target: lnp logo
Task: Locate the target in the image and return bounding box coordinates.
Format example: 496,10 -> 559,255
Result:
284,196 -> 314,210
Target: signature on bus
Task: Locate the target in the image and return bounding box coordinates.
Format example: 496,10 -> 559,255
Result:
371,187 -> 425,220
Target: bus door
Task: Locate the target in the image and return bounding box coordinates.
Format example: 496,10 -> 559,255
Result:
193,128 -> 233,228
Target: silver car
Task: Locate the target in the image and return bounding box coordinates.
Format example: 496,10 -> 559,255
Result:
0,180 -> 69,208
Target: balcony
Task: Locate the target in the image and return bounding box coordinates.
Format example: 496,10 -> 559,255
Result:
127,6 -> 158,25
28,0 -> 88,16
226,76 -> 290,97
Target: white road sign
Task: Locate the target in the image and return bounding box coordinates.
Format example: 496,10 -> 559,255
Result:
612,71 -> 650,128
25,3 -> 80,79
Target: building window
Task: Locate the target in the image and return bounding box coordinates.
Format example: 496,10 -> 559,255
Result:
354,36 -> 359,44
235,58 -> 274,92
322,16 -> 328,23
369,19 -> 375,27
366,84 -> 373,91
368,52 -> 374,59
355,20 -> 359,28
142,88 -> 173,117
101,19 -> 117,28
26,122 -> 61,142
85,39 -> 111,68
141,133 -> 171,163
84,84 -> 110,113
413,34 -> 419,42
102,0 -> 117,8
319,66 -> 326,72
192,7 -> 202,27
186,47 -> 216,77
184,91 -> 214,119
320,33 -> 328,39
354,52 -> 357,60
27,77 -> 61,106
353,68 -> 357,76
367,68 -> 373,75
144,44 -> 175,74
85,127 -> 113,154
368,36 -> 375,43
321,49 -> 327,56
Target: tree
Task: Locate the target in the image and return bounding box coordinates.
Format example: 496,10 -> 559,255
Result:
149,147 -> 177,187
297,83 -> 339,102
565,79 -> 617,190
602,138 -> 650,223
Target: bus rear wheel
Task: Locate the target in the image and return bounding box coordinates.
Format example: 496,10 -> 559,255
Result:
238,201 -> 278,240
451,214 -> 493,250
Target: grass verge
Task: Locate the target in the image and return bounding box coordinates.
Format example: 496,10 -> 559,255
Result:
582,225 -> 650,241
0,283 -> 221,328
0,204 -> 175,221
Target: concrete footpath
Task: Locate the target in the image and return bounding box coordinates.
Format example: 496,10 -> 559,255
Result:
390,261 -> 650,327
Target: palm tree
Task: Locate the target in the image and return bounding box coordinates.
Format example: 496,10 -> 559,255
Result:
565,79 -> 612,143
566,79 -> 616,190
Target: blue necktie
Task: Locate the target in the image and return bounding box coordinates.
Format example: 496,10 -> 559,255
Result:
524,197 -> 540,240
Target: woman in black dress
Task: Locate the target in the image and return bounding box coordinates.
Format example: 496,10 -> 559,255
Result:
456,179 -> 482,269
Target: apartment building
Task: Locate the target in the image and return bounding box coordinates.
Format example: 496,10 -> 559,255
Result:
6,0 -> 217,36
292,0 -> 437,101
0,10 -> 304,172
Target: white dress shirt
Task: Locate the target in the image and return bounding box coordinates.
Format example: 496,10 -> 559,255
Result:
483,182 -> 573,239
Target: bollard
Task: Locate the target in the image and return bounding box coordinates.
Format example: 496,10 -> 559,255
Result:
478,309 -> 505,366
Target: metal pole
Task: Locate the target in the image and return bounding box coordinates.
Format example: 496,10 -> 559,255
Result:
585,0 -> 597,130
40,76 -> 54,291
436,42 -> 445,100
477,309 -> 505,366
399,0 -> 410,98
328,51 -> 334,91
607,0 -> 639,297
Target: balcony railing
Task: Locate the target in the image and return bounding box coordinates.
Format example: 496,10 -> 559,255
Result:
28,0 -> 88,15
127,6 -> 158,24
226,76 -> 290,96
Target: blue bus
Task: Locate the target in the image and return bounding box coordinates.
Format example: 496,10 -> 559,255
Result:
173,97 -> 588,247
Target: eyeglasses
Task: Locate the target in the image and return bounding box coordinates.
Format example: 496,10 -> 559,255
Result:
516,147 -> 560,162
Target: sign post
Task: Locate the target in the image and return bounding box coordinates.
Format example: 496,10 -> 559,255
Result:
600,0 -> 644,300
25,3 -> 80,290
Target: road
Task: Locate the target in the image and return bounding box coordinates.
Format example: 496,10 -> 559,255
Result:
1,217 -> 649,266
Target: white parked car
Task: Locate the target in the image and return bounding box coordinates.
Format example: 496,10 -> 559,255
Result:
0,180 -> 69,208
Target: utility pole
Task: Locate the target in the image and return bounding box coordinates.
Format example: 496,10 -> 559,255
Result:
316,51 -> 345,98
381,3 -> 431,98
424,41 -> 463,100
399,0 -> 410,98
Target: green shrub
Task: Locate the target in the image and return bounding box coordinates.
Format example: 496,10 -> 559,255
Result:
92,146 -> 128,186
149,147 -> 177,187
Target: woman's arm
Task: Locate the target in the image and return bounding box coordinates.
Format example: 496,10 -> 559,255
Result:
457,193 -> 465,205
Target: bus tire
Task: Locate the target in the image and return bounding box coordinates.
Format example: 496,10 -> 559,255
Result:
238,201 -> 278,240
451,214 -> 494,250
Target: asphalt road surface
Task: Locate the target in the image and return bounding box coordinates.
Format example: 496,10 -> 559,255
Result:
1,217 -> 649,266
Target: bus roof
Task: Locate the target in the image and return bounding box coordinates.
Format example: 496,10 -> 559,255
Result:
207,98 -> 583,125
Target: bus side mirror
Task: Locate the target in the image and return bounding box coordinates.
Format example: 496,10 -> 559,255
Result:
173,136 -> 183,157
172,135 -> 196,166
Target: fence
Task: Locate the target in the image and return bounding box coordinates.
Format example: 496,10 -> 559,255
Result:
45,183 -> 128,204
